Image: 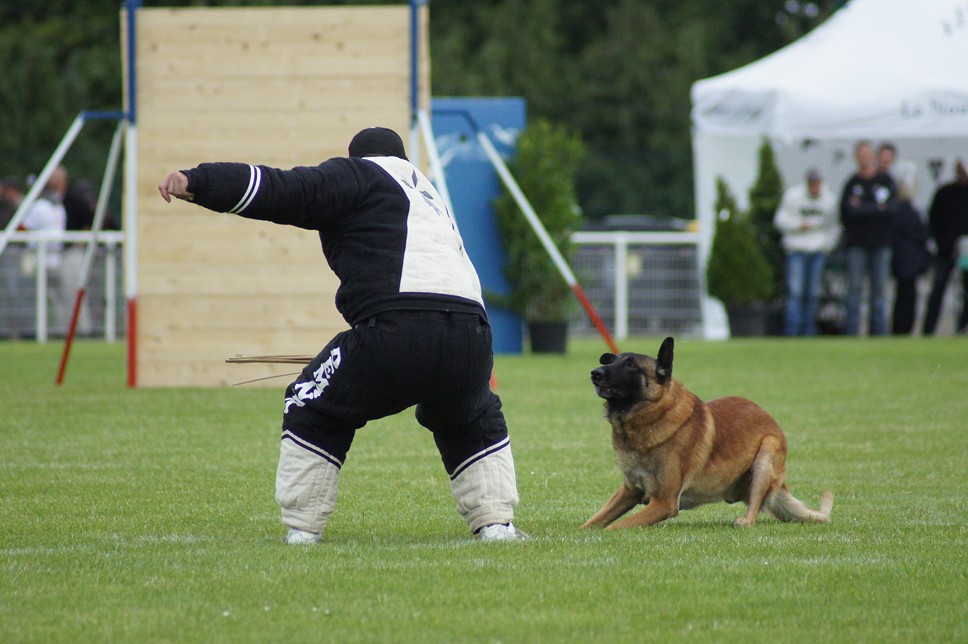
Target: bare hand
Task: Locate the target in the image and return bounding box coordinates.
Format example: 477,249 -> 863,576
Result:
158,171 -> 194,203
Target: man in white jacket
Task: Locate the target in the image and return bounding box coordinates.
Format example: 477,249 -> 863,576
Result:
774,168 -> 842,336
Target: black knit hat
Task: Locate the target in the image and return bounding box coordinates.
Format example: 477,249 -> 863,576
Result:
348,127 -> 408,160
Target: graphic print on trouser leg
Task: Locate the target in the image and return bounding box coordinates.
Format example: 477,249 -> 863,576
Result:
275,331 -> 362,536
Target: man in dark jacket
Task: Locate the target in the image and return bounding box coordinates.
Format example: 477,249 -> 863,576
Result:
922,160 -> 968,335
840,140 -> 896,336
890,177 -> 931,334
158,127 -> 527,543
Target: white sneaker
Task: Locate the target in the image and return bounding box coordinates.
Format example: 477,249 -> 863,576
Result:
283,527 -> 321,545
478,523 -> 530,542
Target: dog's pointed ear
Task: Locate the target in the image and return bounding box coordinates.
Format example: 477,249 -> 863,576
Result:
599,353 -> 617,365
656,337 -> 674,383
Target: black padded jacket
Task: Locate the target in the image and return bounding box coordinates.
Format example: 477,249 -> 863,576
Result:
182,156 -> 486,326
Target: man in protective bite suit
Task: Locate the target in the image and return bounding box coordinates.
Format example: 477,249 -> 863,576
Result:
158,127 -> 527,543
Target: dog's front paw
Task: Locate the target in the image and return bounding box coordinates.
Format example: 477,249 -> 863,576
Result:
732,517 -> 755,528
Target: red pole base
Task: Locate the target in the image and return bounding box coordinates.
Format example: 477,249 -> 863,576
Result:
56,288 -> 87,385
571,283 -> 620,354
126,298 -> 137,388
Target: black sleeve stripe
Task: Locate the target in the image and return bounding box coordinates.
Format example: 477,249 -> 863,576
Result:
228,165 -> 262,214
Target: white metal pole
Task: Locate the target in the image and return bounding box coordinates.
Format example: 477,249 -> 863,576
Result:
124,123 -> 138,386
615,234 -> 629,340
105,241 -> 117,342
476,130 -> 578,286
122,0 -> 141,386
408,120 -> 421,169
36,242 -> 48,344
476,128 -> 619,354
56,120 -> 126,384
416,109 -> 456,218
0,114 -> 86,259
78,121 -> 125,290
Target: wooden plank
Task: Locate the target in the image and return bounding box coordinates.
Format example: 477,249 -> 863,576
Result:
136,110 -> 408,168
136,358 -> 304,389
138,327 -> 348,354
138,76 -> 407,112
137,312 -> 345,347
138,109 -> 408,139
137,7 -> 408,78
138,294 -> 344,331
137,213 -> 322,262
138,267 -> 338,298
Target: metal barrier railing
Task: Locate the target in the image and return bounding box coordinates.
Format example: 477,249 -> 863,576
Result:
570,231 -> 704,340
2,229 -> 706,344
0,231 -> 125,343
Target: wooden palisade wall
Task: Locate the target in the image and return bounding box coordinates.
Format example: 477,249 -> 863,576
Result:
129,6 -> 427,386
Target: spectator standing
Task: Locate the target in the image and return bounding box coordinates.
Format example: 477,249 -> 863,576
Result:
21,166 -> 70,336
773,168 -> 841,336
0,177 -> 27,338
889,176 -> 931,334
922,160 -> 968,335
840,141 -> 897,336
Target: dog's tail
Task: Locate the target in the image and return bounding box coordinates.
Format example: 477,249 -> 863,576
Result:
766,486 -> 834,523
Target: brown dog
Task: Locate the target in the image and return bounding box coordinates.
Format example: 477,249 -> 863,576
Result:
582,337 -> 833,530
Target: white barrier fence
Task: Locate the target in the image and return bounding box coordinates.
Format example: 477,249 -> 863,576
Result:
8,229 -> 961,345
570,230 -> 704,340
0,231 -> 125,343
2,229 -> 709,344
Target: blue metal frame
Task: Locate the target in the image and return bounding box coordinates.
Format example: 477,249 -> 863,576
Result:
126,0 -> 142,124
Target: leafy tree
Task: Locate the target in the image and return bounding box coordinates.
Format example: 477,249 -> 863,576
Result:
0,0 -> 840,218
430,0 -> 837,220
0,3 -> 121,185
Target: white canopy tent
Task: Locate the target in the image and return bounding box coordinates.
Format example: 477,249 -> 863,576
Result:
691,0 -> 968,338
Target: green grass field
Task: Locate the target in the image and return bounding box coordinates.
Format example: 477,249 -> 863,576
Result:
1,337 -> 966,642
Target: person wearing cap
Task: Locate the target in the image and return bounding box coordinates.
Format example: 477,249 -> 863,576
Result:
773,168 -> 841,336
158,127 -> 527,543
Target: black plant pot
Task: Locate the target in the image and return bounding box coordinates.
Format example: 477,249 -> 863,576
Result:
726,302 -> 769,337
765,300 -> 786,337
528,321 -> 568,353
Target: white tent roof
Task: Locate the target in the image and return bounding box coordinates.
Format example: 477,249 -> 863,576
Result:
692,0 -> 968,140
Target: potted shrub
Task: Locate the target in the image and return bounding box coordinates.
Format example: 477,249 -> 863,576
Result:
493,118 -> 584,353
746,138 -> 787,334
706,177 -> 775,336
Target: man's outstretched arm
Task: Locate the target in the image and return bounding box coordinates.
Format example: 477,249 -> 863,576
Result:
156,160 -> 363,231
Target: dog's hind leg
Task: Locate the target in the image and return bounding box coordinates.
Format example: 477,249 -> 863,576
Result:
734,436 -> 784,527
581,483 -> 642,528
